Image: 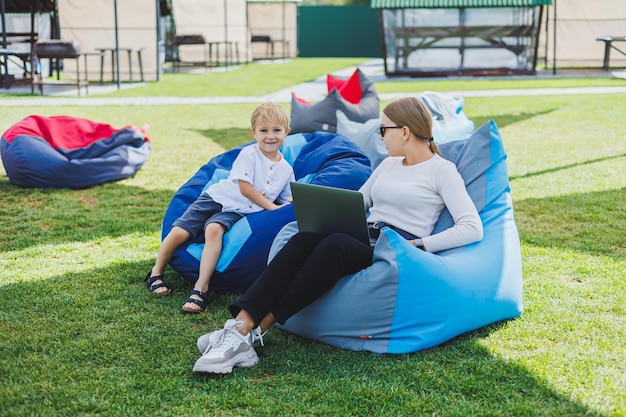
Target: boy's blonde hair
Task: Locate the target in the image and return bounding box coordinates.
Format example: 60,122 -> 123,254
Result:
250,103 -> 290,131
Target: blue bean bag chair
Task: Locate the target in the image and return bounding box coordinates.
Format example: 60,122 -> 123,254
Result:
273,120 -> 523,354
0,115 -> 151,189
162,131 -> 371,293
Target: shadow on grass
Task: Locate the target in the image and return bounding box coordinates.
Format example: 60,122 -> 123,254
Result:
0,260 -> 602,417
515,188 -> 626,260
472,108 -> 556,130
0,179 -> 175,252
510,153 -> 626,181
190,127 -> 252,150
245,327 -> 602,417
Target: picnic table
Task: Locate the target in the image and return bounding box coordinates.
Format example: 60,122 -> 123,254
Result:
596,36 -> 626,70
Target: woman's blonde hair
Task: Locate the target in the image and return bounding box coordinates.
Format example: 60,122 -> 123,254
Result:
250,102 -> 290,131
382,97 -> 440,155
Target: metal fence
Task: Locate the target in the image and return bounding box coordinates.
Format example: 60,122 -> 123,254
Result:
297,5 -> 381,58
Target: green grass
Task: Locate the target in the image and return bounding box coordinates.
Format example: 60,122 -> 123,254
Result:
0,59 -> 625,417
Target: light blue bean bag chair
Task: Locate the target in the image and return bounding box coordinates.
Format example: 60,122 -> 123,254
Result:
272,120 -> 522,354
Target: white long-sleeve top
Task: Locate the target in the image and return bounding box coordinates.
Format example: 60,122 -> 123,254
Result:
359,155 -> 483,253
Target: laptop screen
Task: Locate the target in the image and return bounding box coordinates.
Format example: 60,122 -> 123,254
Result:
290,182 -> 370,245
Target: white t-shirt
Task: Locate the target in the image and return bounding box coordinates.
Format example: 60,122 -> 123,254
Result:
359,155 -> 482,253
204,144 -> 295,214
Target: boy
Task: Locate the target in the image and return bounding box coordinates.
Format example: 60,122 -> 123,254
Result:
145,103 -> 294,313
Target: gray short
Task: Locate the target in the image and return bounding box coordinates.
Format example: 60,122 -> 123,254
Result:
172,193 -> 244,240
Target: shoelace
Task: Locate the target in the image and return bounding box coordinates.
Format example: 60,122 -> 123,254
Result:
208,322 -> 265,349
208,320 -> 244,352
209,321 -> 267,347
251,327 -> 265,347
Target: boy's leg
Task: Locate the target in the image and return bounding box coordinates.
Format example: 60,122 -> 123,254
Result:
182,211 -> 243,313
152,226 -> 192,277
182,222 -> 225,313
147,226 -> 192,294
149,194 -> 224,295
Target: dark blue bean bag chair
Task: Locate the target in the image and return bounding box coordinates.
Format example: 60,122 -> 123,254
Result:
1,115 -> 151,189
162,131 -> 371,293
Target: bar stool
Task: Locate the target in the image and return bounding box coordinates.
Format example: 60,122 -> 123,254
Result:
98,47 -> 145,84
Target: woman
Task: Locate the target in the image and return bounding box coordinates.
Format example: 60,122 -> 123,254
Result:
192,97 -> 483,374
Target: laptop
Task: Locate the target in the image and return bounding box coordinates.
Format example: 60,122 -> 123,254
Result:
289,182 -> 370,245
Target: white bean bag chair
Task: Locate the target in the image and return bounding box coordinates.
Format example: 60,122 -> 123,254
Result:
272,120 -> 523,354
336,91 -> 475,171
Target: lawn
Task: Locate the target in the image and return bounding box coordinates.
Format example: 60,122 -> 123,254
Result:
0,59 -> 625,417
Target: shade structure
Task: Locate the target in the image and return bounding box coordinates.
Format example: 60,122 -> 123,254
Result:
371,0 -> 551,76
247,0 -> 300,60
1,0 -> 56,89
56,0 -> 160,82
539,0 -> 626,69
371,0 -> 550,6
170,0 -> 249,65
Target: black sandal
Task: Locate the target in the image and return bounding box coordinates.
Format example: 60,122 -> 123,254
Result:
181,289 -> 209,314
145,273 -> 171,295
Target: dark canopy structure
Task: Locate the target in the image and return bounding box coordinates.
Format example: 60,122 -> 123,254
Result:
1,0 -> 58,88
2,0 -> 53,12
371,0 -> 552,76
1,0 -> 57,47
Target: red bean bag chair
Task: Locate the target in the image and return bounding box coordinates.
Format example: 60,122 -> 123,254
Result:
1,115 -> 151,189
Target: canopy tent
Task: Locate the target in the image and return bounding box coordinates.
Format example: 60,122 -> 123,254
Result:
56,0 -> 161,83
371,0 -> 551,76
1,0 -> 55,16
170,0 -> 249,66
247,0 -> 300,60
540,0 -> 626,69
1,0 -> 57,88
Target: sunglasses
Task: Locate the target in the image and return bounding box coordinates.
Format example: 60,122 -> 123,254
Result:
379,125 -> 403,137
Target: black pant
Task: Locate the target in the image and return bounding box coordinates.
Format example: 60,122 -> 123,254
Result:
229,231 -> 374,326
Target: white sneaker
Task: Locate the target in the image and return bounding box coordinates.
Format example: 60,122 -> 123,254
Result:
196,319 -> 265,354
192,319 -> 260,374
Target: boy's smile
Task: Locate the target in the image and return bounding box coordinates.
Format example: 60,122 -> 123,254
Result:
251,119 -> 290,161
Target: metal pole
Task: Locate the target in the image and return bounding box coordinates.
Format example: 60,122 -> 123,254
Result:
114,0 -> 121,90
537,6 -> 550,69
0,0 -> 6,48
156,0 -> 160,82
1,0 -> 9,89
552,0 -> 557,75
223,0 -> 228,70
282,1 -> 286,59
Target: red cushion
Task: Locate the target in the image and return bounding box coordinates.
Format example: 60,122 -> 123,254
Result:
327,69 -> 362,104
292,92 -> 312,106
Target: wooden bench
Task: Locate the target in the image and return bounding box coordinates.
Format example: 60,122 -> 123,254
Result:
391,25 -> 535,71
251,35 -> 289,60
97,47 -> 145,84
173,34 -> 239,69
596,37 -> 626,70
